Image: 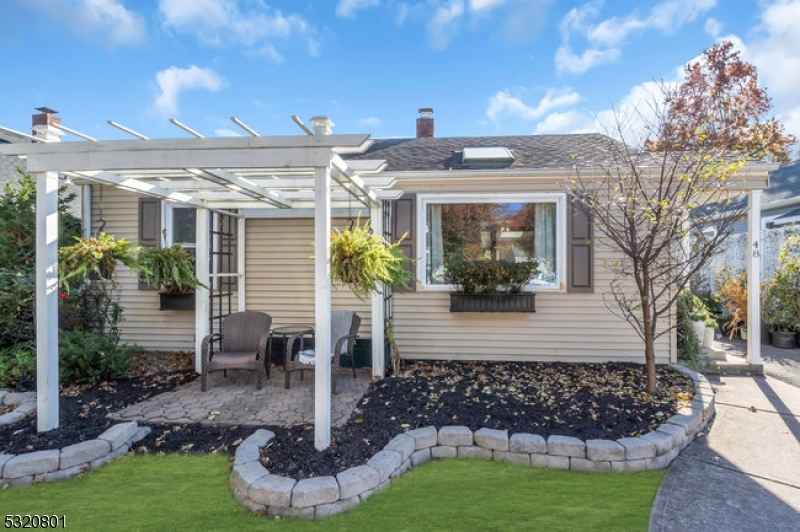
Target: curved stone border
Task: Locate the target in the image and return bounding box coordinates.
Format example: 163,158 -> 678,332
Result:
0,421 -> 151,488
231,364 -> 715,519
0,390 -> 37,426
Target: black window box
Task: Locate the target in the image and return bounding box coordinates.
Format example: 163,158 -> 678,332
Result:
159,292 -> 195,311
449,293 -> 536,313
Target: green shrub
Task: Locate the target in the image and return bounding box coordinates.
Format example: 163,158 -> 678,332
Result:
59,330 -> 137,384
0,269 -> 36,348
444,259 -> 539,294
0,342 -> 35,389
677,291 -> 702,363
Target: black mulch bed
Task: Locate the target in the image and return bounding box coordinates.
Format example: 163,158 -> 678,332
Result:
0,360 -> 695,481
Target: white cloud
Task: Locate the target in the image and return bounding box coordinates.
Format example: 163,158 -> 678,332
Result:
554,45 -> 620,74
557,0 -> 716,74
23,0 -> 145,45
534,111 -> 590,134
591,80 -> 673,144
704,17 -> 722,37
487,88 -> 583,123
159,0 -> 312,57
745,0 -> 800,144
154,65 -> 226,116
359,116 -> 382,127
336,0 -> 380,19
469,0 -> 507,12
427,0 -> 465,50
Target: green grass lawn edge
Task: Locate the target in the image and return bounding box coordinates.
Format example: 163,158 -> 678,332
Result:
0,454 -> 664,532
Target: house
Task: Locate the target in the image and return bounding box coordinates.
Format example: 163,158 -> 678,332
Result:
696,159 -> 800,289
0,110 -> 84,219
0,128 -> 29,186
0,108 -> 772,448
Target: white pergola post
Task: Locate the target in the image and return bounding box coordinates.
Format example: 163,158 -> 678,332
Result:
314,163 -> 333,451
747,190 -> 762,365
370,204 -> 386,378
36,171 -> 60,432
195,208 -> 210,371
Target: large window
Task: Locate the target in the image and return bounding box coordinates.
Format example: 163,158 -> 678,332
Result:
422,194 -> 565,289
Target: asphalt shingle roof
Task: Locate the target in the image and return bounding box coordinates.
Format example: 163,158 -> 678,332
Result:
346,133 -> 625,171
0,130 -> 28,185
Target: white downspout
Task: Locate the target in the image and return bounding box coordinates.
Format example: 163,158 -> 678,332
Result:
82,184 -> 92,239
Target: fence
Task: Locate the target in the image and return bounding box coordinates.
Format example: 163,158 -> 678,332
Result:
693,226 -> 799,294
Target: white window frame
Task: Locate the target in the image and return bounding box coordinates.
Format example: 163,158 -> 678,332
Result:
417,193 -> 567,292
163,203 -> 197,252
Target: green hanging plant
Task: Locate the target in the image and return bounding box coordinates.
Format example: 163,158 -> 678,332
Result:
138,245 -> 205,294
330,218 -> 414,300
58,233 -> 141,291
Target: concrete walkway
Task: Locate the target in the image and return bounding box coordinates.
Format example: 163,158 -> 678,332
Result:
650,373 -> 800,531
113,367 -> 372,427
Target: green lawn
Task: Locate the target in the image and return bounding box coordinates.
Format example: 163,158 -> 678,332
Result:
1,454 -> 664,532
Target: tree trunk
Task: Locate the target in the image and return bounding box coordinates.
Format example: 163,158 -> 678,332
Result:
640,272 -> 657,395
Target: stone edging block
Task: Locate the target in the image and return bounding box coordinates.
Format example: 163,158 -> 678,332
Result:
0,421 -> 150,488
0,391 -> 37,426
230,364 -> 714,520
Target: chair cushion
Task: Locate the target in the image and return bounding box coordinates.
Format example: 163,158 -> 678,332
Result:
297,349 -> 334,365
208,351 -> 259,371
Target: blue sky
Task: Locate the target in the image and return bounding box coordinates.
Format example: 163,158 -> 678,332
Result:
1,0 -> 799,146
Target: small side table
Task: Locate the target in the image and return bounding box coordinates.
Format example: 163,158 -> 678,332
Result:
270,325 -> 314,375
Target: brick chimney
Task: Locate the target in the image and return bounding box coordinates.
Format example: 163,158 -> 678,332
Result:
416,108 -> 434,138
32,107 -> 64,142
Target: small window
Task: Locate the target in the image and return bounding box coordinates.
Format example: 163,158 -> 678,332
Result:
421,194 -> 565,290
165,205 -> 196,255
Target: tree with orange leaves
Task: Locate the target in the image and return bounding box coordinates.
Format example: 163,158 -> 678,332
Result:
567,41 -> 795,395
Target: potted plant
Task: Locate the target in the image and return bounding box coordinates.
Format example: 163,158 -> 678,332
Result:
138,245 -> 205,310
716,269 -> 748,339
329,218 -> 414,300
329,218 -> 414,374
444,258 -> 539,312
761,236 -> 800,349
678,290 -> 717,349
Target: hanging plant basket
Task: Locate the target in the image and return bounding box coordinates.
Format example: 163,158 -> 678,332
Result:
329,218 -> 413,300
450,292 -> 536,313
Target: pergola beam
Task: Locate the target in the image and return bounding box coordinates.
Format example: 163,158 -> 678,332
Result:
185,168 -> 292,209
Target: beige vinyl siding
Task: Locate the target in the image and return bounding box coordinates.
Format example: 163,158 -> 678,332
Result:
90,186 -> 195,351
390,174 -> 674,365
245,218 -> 372,335
392,239 -> 672,363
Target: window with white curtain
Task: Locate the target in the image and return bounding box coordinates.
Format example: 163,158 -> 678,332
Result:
421,194 -> 565,289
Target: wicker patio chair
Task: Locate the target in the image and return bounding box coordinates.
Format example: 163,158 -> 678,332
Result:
284,310 -> 360,393
201,311 -> 272,391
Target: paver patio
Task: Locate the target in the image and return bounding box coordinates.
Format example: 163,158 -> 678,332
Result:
113,368 -> 372,427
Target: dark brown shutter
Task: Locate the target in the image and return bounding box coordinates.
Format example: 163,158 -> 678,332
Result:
567,203 -> 593,293
138,198 -> 161,289
391,193 -> 416,292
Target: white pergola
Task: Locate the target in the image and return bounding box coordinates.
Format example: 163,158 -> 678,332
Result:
0,115 -> 400,450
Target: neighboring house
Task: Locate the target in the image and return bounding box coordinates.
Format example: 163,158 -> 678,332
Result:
0,129 -> 28,186
0,112 -> 83,218
696,159 -> 800,288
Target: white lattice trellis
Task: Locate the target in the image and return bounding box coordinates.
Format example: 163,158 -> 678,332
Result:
694,226 -> 800,293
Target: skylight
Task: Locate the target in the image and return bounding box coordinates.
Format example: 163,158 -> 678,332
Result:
462,146 -> 515,164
